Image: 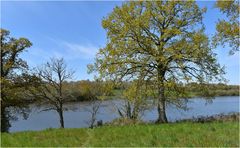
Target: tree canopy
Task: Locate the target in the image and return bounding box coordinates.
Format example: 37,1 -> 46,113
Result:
213,0 -> 239,55
0,28 -> 34,132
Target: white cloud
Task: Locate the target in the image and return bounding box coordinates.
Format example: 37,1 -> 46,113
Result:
62,41 -> 98,59
43,37 -> 100,60
20,38 -> 100,70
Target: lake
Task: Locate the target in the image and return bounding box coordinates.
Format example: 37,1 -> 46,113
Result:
9,96 -> 239,132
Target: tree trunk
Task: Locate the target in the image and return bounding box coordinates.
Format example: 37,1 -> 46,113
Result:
58,105 -> 64,128
1,106 -> 11,132
157,96 -> 168,123
156,71 -> 168,123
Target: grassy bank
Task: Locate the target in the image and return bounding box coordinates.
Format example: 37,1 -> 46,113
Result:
1,122 -> 239,147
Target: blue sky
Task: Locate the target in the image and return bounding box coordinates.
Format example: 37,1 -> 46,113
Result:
1,1 -> 239,84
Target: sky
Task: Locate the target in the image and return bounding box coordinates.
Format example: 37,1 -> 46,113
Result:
1,0 -> 239,84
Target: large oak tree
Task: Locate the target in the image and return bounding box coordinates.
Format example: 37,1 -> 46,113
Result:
89,1 -> 224,123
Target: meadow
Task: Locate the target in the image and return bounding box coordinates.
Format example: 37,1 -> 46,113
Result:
1,121 -> 239,147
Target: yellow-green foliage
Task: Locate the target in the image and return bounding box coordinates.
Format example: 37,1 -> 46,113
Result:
213,0 -> 239,54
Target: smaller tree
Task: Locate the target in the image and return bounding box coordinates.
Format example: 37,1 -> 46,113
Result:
81,80 -> 103,128
86,98 -> 101,129
117,80 -> 152,120
29,58 -> 74,128
213,0 -> 239,55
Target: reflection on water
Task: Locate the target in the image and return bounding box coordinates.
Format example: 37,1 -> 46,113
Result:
10,96 -> 239,132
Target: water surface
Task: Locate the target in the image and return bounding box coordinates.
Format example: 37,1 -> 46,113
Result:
10,96 -> 239,132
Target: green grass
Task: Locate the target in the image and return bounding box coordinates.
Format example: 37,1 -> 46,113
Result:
1,122 -> 239,147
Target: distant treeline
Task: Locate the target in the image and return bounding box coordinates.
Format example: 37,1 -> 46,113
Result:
56,81 -> 239,102
62,80 -> 114,102
185,83 -> 239,97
